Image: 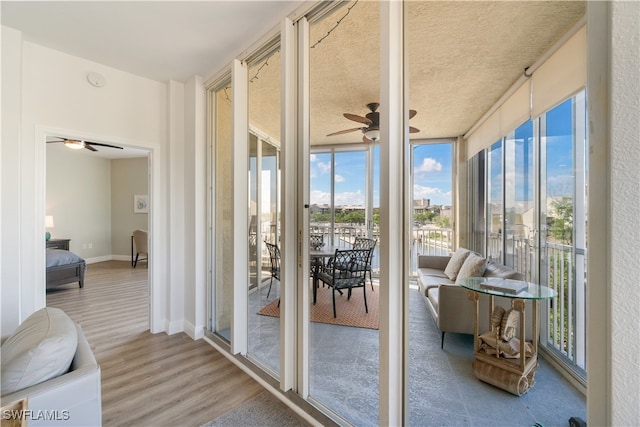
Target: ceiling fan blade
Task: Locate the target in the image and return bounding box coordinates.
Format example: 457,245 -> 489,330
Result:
85,141 -> 124,150
85,145 -> 98,152
46,139 -> 65,144
343,113 -> 372,125
409,110 -> 417,119
409,126 -> 420,133
326,127 -> 365,137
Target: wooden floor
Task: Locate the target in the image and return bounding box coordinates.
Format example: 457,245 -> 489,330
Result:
47,260 -> 266,427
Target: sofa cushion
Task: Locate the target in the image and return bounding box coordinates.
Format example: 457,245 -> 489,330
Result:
418,268 -> 449,279
484,261 -> 522,279
443,248 -> 471,280
455,253 -> 487,283
1,307 -> 78,396
427,287 -> 440,312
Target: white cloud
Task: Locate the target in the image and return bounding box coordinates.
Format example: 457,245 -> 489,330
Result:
310,190 -> 330,205
335,190 -> 364,206
309,189 -> 365,206
334,174 -> 345,183
414,184 -> 451,205
416,157 -> 442,173
318,161 -> 331,174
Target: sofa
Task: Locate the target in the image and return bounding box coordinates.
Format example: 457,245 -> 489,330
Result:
1,308 -> 102,426
417,249 -> 533,349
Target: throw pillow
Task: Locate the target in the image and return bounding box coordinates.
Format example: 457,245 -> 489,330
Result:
455,253 -> 487,284
1,307 -> 78,396
443,248 -> 471,280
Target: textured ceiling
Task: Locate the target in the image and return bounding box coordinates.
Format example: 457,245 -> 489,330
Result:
249,1 -> 585,145
3,1 -> 585,150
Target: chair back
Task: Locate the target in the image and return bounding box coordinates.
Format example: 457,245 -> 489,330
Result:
133,229 -> 148,254
331,248 -> 371,280
353,237 -> 376,268
310,234 -> 325,250
353,236 -> 376,250
264,241 -> 281,278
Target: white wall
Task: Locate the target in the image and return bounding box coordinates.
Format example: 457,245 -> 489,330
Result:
46,146 -> 112,259
1,33 -> 172,336
608,1 -> 640,424
183,76 -> 207,339
1,26 -> 24,336
111,157 -> 149,257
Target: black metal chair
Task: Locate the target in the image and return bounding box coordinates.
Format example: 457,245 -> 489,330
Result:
309,234 -> 325,249
353,237 -> 376,291
264,241 -> 280,299
316,248 -> 371,318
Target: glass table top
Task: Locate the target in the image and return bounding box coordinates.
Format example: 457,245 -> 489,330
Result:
458,277 -> 556,300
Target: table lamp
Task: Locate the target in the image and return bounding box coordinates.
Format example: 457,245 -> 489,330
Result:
45,216 -> 54,241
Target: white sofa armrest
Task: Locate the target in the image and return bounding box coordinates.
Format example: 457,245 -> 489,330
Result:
0,324 -> 102,427
417,255 -> 450,270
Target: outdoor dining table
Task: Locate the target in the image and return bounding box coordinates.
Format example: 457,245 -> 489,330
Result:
309,245 -> 338,304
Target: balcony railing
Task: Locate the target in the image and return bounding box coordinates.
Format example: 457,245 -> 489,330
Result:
486,233 -> 587,377
307,223 -> 585,375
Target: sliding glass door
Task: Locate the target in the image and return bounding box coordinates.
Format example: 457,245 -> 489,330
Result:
213,81 -> 233,342
247,45 -> 282,375
410,142 -> 454,275
539,92 -> 587,378
468,90 -> 588,380
307,2 -> 380,424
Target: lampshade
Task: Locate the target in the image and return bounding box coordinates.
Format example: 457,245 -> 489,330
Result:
64,139 -> 85,149
364,128 -> 380,142
45,216 -> 54,228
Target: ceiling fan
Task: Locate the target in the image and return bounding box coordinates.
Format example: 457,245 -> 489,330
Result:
326,102 -> 420,143
47,138 -> 123,152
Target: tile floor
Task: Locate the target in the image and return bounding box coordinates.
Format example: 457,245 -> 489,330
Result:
245,279 -> 586,427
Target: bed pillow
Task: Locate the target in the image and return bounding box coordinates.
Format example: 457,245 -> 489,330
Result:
443,248 -> 471,280
455,253 -> 487,284
1,307 -> 78,396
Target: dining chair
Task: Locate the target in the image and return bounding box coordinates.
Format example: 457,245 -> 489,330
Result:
132,229 -> 148,268
316,248 -> 371,318
353,237 -> 377,291
309,234 -> 325,249
264,241 -> 281,299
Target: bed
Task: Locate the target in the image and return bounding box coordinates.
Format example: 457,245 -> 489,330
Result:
46,248 -> 86,289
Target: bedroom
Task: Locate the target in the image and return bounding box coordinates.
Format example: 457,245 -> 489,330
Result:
46,141 -> 150,291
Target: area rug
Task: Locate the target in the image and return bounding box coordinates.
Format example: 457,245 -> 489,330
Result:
258,284 -> 379,330
201,391 -> 309,427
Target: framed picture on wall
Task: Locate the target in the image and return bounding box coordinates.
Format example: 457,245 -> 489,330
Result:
134,194 -> 148,213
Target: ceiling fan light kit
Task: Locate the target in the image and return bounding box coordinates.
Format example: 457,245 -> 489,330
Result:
48,137 -> 124,152
64,139 -> 85,149
327,102 -> 419,143
364,128 -> 380,142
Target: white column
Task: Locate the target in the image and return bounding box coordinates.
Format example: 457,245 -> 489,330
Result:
379,2 -> 406,424
295,17 -> 312,398
280,16 -> 298,392
231,59 -> 249,355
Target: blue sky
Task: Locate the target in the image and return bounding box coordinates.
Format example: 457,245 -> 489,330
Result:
310,142 -> 453,208
309,96 -> 580,210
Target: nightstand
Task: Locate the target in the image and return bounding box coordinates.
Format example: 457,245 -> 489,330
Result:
46,239 -> 70,251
